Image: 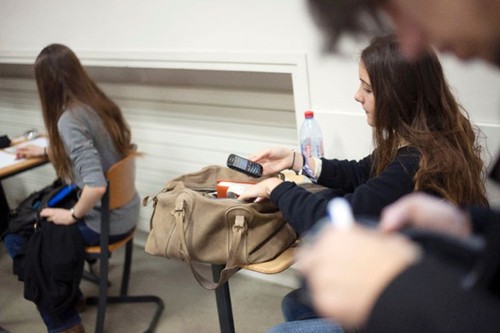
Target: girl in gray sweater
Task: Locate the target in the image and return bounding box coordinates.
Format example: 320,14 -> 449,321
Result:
6,43 -> 138,333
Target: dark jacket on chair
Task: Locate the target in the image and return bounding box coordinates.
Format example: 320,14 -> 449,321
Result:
13,219 -> 85,315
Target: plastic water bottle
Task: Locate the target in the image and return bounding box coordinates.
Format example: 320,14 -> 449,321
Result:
300,110 -> 324,158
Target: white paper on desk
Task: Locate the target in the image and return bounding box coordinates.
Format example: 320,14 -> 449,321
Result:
0,137 -> 49,169
3,137 -> 48,154
0,150 -> 24,169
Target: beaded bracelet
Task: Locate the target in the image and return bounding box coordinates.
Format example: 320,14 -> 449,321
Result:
299,153 -> 318,182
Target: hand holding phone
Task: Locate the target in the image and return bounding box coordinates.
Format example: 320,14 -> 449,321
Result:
226,154 -> 263,178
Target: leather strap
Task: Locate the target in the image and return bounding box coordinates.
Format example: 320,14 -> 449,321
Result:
173,196 -> 245,290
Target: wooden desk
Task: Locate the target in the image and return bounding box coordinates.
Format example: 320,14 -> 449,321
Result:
0,136 -> 49,179
0,156 -> 49,180
0,146 -> 49,233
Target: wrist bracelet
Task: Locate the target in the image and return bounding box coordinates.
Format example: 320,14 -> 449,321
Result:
70,207 -> 79,221
290,151 -> 296,171
299,153 -> 318,182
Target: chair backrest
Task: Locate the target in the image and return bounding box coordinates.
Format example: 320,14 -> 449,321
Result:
106,154 -> 136,210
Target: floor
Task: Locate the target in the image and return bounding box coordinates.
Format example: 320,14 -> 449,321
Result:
0,242 -> 296,333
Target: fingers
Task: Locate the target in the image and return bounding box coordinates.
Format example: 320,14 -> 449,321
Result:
379,193 -> 471,238
39,208 -> 51,217
237,185 -> 261,202
249,149 -> 269,162
40,208 -> 55,223
379,193 -> 429,232
379,202 -> 410,233
15,145 -> 43,159
15,146 -> 29,159
297,225 -> 421,327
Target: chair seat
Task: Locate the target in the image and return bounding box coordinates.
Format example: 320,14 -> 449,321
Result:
84,232 -> 135,254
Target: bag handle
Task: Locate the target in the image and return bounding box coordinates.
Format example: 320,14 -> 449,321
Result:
172,196 -> 245,290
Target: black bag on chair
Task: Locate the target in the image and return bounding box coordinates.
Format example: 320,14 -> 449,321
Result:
3,179 -> 83,315
1,178 -> 79,240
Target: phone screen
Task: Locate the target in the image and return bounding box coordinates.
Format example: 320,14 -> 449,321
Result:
232,156 -> 249,169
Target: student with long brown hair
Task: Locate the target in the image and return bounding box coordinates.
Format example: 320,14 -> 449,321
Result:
4,43 -> 139,333
237,34 -> 488,333
239,34 -> 487,235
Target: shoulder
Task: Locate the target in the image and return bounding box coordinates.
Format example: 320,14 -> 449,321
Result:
396,146 -> 420,161
389,146 -> 420,174
58,105 -> 99,129
397,145 -> 419,155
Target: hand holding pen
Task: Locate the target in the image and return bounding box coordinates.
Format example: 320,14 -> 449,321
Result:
296,197 -> 421,328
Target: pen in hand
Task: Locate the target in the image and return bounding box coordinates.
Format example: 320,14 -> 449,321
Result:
327,198 -> 355,230
296,197 -> 355,308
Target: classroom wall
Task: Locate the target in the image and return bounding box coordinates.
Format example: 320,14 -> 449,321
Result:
1,1 -> 500,212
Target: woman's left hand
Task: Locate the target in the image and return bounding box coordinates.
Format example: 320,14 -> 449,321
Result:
40,208 -> 76,225
238,178 -> 283,202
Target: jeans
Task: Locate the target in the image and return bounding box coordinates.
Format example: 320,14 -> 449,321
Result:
3,220 -> 133,332
282,288 -> 318,321
266,288 -> 344,333
267,319 -> 344,333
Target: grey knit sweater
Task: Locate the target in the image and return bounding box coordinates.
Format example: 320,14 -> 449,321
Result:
58,105 -> 139,235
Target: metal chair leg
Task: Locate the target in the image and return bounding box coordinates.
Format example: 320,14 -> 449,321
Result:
92,242 -> 110,333
86,240 -> 165,333
120,239 -> 133,295
212,264 -> 235,333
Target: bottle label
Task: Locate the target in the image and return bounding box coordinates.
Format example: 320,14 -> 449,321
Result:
301,138 -> 324,158
301,139 -> 312,157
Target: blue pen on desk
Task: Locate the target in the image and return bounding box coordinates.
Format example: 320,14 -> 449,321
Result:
327,198 -> 355,229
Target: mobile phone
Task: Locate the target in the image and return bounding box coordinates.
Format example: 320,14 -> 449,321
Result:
226,154 -> 263,178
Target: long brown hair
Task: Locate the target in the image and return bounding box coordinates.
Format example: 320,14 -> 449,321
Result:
34,43 -> 134,182
362,35 -> 488,206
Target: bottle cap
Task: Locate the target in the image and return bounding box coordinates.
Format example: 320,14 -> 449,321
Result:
304,110 -> 314,118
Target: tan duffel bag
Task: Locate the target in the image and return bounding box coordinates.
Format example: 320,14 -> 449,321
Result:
143,165 -> 298,290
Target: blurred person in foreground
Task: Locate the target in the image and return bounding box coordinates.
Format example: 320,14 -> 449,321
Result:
297,0 -> 500,332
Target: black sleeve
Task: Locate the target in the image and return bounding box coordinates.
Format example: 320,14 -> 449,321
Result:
270,182 -> 332,235
270,148 -> 419,235
318,155 -> 372,192
0,135 -> 11,149
467,205 -> 500,235
366,255 -> 500,333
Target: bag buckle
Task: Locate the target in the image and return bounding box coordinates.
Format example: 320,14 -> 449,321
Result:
172,199 -> 185,218
233,215 -> 247,232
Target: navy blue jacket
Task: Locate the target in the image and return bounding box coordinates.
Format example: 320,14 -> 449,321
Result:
365,152 -> 500,333
270,146 -> 420,235
366,205 -> 500,332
